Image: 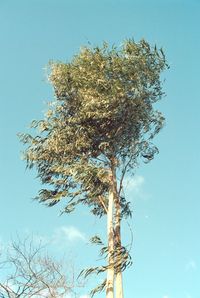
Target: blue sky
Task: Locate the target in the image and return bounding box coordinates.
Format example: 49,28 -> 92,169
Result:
0,0 -> 200,297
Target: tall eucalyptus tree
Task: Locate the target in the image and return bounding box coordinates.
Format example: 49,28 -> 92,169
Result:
19,39 -> 168,298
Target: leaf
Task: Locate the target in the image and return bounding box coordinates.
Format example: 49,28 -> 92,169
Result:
90,235 -> 104,246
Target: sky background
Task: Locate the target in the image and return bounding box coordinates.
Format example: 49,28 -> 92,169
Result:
0,0 -> 200,297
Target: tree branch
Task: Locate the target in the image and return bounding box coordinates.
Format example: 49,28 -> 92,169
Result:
118,157 -> 133,196
98,195 -> 108,214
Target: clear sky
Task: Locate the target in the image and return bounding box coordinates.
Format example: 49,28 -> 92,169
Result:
0,1 -> 200,297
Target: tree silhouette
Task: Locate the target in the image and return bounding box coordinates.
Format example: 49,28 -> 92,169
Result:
0,237 -> 80,297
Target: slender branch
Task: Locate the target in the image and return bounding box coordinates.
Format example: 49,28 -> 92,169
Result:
0,283 -> 16,298
125,221 -> 134,254
118,157 -> 133,196
98,195 -> 108,213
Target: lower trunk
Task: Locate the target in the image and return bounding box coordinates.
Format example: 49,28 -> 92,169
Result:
112,162 -> 124,298
106,188 -> 114,298
116,271 -> 123,298
115,214 -> 123,298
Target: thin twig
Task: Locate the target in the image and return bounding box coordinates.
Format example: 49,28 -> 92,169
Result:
118,157 -> 133,196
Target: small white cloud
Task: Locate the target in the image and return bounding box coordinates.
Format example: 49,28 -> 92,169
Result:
79,295 -> 89,298
185,259 -> 197,271
32,233 -> 50,245
53,226 -> 86,244
123,175 -> 150,201
163,295 -> 169,298
124,175 -> 144,193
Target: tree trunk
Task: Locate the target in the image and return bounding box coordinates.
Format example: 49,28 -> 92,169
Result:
115,203 -> 123,298
116,271 -> 123,298
111,161 -> 124,298
106,187 -> 114,298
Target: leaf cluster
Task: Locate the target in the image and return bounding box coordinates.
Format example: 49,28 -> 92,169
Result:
19,39 -> 168,215
79,235 -> 132,296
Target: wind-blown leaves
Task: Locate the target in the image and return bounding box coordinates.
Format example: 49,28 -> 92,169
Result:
90,235 -> 104,246
20,39 -> 167,213
90,279 -> 107,297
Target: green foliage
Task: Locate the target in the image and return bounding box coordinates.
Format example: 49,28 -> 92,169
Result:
19,39 -> 168,216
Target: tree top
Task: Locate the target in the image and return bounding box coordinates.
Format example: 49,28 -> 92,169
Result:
19,39 -> 168,215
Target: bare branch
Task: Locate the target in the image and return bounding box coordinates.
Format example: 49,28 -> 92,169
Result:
0,237 -> 81,298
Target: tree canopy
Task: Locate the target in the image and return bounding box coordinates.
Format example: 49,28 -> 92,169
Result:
20,39 -> 167,216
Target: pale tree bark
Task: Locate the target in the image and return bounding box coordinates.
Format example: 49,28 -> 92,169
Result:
111,161 -> 124,298
115,272 -> 123,298
106,187 -> 114,298
115,208 -> 124,298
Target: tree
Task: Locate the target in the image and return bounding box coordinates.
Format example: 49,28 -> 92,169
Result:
19,39 -> 168,297
0,237 -> 79,297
